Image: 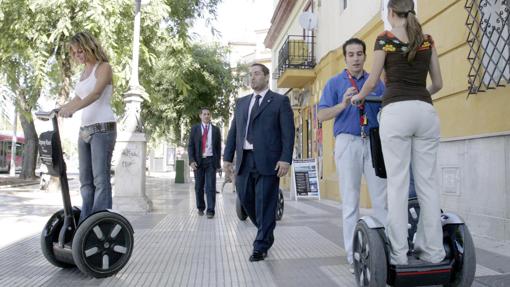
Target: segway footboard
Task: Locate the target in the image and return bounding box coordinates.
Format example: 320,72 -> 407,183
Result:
388,260 -> 454,287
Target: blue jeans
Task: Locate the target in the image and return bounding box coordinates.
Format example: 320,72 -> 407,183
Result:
78,130 -> 116,223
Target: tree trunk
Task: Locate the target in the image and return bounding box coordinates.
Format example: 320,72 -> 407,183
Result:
19,112 -> 38,179
58,55 -> 72,105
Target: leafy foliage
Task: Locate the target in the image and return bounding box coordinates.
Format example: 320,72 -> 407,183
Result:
0,0 -> 236,176
143,43 -> 240,145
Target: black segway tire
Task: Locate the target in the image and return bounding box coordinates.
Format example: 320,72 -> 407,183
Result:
445,225 -> 476,287
40,207 -> 81,268
72,211 -> 134,278
276,189 -> 284,221
353,221 -> 387,287
407,198 -> 420,250
236,196 -> 248,221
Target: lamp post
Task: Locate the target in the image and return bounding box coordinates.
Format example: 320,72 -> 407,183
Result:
113,0 -> 153,212
120,0 -> 149,133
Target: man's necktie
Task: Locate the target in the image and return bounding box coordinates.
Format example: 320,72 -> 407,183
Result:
247,95 -> 261,144
201,124 -> 209,154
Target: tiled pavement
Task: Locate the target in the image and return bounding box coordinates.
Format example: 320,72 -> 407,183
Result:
0,173 -> 509,286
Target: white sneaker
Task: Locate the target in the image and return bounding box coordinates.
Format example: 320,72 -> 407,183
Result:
348,263 -> 355,274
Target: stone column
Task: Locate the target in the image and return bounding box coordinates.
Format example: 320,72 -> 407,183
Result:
113,0 -> 152,212
113,94 -> 152,212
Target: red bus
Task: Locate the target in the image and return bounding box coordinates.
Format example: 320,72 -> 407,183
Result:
0,131 -> 24,173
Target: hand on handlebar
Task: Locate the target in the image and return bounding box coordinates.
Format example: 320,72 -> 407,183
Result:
350,94 -> 364,106
35,108 -> 60,120
58,106 -> 73,118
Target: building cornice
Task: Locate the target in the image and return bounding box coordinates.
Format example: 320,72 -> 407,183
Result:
264,0 -> 297,49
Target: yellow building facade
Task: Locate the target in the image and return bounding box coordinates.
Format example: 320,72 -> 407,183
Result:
267,0 -> 510,240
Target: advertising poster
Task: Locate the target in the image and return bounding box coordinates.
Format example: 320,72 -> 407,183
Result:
291,158 -> 320,199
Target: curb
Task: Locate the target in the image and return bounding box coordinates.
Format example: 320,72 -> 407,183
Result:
0,181 -> 40,189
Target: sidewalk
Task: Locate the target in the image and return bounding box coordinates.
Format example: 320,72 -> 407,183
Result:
0,173 -> 508,286
0,174 -> 40,188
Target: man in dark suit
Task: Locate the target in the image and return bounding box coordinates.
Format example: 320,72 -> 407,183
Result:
224,63 -> 295,262
188,107 -> 222,218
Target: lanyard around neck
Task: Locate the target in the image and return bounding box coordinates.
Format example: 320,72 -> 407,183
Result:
345,69 -> 368,136
345,69 -> 360,92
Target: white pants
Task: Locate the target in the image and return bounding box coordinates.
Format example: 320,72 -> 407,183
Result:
335,133 -> 388,264
380,100 -> 446,265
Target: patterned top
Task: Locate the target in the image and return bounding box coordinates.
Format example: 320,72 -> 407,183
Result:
374,31 -> 435,107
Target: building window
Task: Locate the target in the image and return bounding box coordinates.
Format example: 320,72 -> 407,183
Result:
466,0 -> 510,95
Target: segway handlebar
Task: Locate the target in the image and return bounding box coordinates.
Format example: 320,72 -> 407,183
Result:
353,95 -> 382,105
35,109 -> 60,121
364,95 -> 382,104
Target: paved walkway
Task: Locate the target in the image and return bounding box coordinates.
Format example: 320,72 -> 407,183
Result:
0,173 -> 509,286
0,174 -> 39,188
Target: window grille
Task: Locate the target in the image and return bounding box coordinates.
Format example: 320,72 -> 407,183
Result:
465,0 -> 510,95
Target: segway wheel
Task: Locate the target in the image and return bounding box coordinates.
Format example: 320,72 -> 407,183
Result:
41,207 -> 81,268
236,196 -> 248,221
72,211 -> 134,278
275,189 -> 284,221
407,198 -> 420,250
353,221 -> 387,287
445,225 -> 476,287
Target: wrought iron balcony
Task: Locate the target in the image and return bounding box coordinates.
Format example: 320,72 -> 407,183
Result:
274,35 -> 316,80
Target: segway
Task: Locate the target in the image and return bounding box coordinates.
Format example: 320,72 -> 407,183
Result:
352,97 -> 476,287
36,110 -> 134,278
236,189 -> 285,221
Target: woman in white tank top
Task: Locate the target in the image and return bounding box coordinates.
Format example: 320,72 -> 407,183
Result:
59,31 -> 117,223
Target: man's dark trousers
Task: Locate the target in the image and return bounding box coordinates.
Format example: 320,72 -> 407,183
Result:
237,150 -> 278,253
194,156 -> 216,214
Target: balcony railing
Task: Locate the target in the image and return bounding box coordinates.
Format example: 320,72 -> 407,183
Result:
273,35 -> 316,79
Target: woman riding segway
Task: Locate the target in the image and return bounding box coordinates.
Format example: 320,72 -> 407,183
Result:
39,31 -> 134,278
349,0 -> 475,286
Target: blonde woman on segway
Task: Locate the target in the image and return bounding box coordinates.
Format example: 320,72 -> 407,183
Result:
59,31 -> 117,224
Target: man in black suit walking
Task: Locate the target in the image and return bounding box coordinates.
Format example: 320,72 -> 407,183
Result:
188,107 -> 222,218
224,63 -> 295,261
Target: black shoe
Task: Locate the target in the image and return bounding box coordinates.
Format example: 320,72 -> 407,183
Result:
206,212 -> 214,219
249,250 -> 267,262
198,210 -> 204,216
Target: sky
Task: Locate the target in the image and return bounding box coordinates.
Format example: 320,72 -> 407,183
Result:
191,0 -> 274,44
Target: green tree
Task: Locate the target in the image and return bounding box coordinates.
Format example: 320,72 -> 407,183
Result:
143,43 -> 239,145
0,0 -> 221,178
0,2 -> 49,178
